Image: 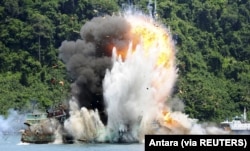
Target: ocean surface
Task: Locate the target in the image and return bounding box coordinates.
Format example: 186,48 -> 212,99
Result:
0,134 -> 144,151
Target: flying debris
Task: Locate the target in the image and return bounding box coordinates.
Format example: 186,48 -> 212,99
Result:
59,81 -> 64,86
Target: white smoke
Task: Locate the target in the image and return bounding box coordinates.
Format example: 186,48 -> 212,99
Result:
0,109 -> 25,136
28,118 -> 60,135
103,37 -> 178,142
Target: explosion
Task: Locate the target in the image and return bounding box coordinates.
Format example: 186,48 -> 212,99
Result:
58,10 -> 228,143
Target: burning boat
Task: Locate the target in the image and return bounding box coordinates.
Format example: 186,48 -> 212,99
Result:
20,105 -> 72,144
220,108 -> 250,134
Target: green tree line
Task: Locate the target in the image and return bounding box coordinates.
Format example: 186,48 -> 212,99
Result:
0,0 -> 249,122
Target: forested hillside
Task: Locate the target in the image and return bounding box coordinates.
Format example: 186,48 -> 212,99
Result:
0,0 -> 249,122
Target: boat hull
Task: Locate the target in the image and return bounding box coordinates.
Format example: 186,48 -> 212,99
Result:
231,130 -> 250,134
21,131 -> 55,144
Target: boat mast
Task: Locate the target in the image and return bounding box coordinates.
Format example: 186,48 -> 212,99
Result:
243,107 -> 247,122
154,0 -> 157,19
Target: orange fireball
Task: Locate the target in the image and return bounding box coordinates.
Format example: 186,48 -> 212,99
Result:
161,110 -> 179,129
112,15 -> 175,68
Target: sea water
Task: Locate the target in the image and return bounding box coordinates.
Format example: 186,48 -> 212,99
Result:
0,134 -> 144,151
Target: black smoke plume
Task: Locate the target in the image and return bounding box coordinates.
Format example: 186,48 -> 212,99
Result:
59,15 -> 131,124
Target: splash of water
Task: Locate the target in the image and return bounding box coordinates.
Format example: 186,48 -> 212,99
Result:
63,97 -> 105,142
